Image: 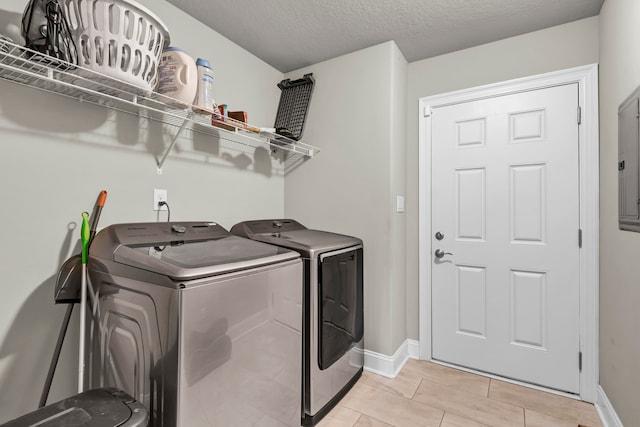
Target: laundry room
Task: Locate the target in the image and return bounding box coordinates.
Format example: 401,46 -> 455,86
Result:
0,0 -> 638,426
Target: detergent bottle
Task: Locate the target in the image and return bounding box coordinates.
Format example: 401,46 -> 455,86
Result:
157,47 -> 198,107
193,58 -> 217,115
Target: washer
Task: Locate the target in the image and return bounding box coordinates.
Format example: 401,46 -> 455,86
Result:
86,221 -> 302,426
231,219 -> 364,426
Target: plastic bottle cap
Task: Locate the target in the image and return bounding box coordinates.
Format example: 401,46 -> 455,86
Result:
196,58 -> 211,68
163,46 -> 188,54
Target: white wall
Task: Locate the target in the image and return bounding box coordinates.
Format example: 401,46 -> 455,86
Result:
598,1 -> 640,424
405,17 -> 600,340
0,0 -> 284,422
284,41 -> 408,355
389,43 -> 408,352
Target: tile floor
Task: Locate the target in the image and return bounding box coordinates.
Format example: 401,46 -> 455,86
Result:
317,359 -> 602,427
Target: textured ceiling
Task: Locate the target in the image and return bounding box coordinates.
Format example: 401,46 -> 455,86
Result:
167,0 -> 604,73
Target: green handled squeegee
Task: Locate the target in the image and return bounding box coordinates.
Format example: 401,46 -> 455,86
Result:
81,212 -> 90,264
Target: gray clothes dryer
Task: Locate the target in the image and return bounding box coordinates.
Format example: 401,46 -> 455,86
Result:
230,219 -> 364,426
85,221 -> 302,427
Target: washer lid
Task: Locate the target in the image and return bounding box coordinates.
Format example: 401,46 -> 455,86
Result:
230,219 -> 362,257
91,222 -> 299,280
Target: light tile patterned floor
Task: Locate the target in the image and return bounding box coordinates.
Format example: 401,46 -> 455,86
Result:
317,359 -> 602,427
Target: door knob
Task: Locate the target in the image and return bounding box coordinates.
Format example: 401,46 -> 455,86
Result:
434,249 -> 453,259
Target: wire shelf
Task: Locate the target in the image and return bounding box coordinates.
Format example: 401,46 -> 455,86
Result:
0,39 -> 319,174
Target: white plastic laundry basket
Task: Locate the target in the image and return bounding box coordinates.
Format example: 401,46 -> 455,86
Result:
62,0 -> 170,91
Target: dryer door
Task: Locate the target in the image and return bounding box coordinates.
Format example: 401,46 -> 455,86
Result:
318,246 -> 363,369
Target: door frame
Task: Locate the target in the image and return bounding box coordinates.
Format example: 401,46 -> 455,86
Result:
418,64 -> 599,402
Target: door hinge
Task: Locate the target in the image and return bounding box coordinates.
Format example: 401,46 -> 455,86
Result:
619,160 -> 626,171
578,229 -> 582,248
579,351 -> 582,372
424,106 -> 431,117
577,106 -> 582,125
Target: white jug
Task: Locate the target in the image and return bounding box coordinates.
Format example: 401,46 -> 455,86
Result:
157,47 -> 198,107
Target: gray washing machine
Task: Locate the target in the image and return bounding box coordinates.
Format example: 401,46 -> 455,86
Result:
85,221 -> 302,426
230,219 -> 364,426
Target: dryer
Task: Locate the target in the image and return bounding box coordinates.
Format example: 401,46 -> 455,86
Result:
86,221 -> 302,426
231,219 -> 363,426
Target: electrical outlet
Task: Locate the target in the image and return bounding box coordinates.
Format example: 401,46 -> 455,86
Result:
154,189 -> 167,211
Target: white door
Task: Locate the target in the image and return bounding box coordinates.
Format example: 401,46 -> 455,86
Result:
431,83 -> 580,393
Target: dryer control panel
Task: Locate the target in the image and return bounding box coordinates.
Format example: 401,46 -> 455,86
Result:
230,219 -> 306,238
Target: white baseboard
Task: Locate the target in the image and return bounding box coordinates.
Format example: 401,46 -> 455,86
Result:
363,339 -> 420,378
407,339 -> 420,359
596,385 -> 624,427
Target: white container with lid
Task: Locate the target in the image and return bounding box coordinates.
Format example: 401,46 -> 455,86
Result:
193,58 -> 217,115
157,47 -> 198,107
